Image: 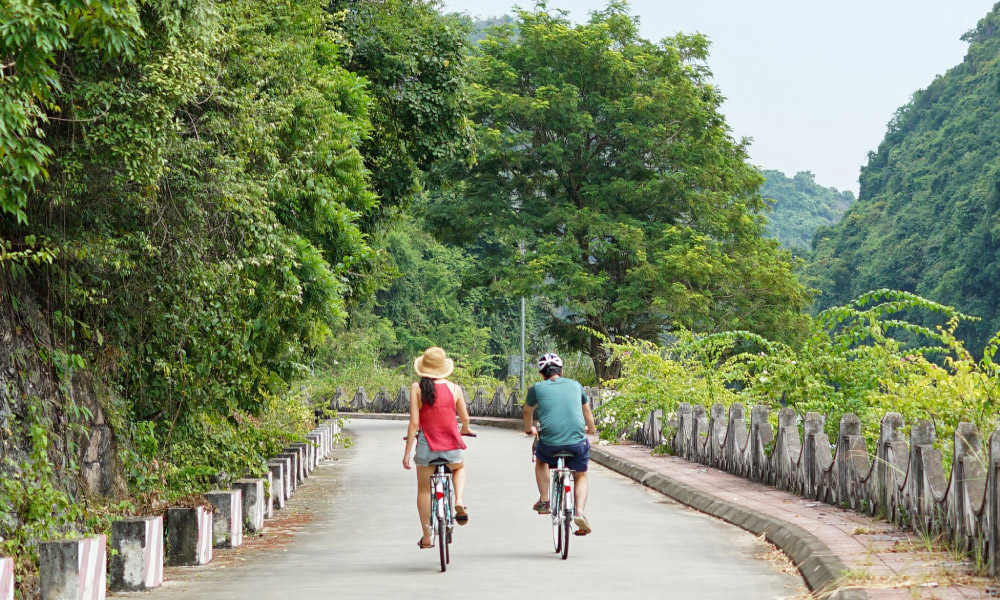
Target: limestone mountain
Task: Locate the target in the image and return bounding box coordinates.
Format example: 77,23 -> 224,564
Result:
806,4 -> 1000,354
760,170 -> 853,250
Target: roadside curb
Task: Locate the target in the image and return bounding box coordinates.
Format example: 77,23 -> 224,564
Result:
588,448 -> 864,600
346,412 -> 863,599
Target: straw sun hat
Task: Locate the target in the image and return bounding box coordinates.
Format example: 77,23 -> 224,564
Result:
414,347 -> 454,379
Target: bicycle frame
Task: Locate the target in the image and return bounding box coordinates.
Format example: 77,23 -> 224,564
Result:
429,465 -> 454,537
549,457 -> 575,518
548,455 -> 575,559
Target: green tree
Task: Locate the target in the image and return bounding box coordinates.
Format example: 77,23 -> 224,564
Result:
431,2 -> 809,380
329,0 -> 474,219
0,0 -> 142,224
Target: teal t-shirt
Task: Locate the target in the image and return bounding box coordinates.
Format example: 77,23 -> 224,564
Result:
526,377 -> 587,446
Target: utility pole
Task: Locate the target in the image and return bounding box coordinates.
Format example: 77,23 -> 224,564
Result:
520,296 -> 526,394
519,242 -> 526,394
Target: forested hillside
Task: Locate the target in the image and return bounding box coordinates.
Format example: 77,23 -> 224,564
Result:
807,4 -> 1000,353
760,170 -> 853,250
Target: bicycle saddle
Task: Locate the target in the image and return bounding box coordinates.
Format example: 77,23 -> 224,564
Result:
552,451 -> 575,458
428,458 -> 452,466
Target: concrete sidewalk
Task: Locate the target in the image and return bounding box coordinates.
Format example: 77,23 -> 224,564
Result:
592,441 -> 993,600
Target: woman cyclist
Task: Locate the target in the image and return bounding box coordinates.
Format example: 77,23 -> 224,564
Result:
402,346 -> 474,549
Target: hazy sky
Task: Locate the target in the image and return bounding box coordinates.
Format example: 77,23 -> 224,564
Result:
441,0 -> 997,194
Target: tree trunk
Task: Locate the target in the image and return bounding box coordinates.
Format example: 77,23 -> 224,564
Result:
589,333 -> 621,383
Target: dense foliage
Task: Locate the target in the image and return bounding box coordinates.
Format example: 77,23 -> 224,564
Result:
599,290 -> 1000,465
760,170 -> 853,250
432,3 -> 810,379
330,0 -> 474,219
0,0 -> 474,575
807,4 -> 1000,355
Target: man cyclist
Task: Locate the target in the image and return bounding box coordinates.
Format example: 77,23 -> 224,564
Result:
523,353 -> 598,535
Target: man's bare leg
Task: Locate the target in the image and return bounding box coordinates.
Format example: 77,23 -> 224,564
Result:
535,460 -> 550,503
573,470 -> 589,514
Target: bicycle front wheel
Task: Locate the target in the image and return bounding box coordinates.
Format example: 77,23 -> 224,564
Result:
438,513 -> 447,572
551,487 -> 562,553
561,509 -> 571,560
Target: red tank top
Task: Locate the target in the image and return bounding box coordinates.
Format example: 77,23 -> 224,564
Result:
419,383 -> 467,452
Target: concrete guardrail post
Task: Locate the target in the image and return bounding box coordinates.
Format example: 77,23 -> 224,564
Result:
1,555 -> 13,600
279,451 -> 300,489
290,443 -> 311,475
234,479 -> 266,532
289,446 -> 307,481
205,490 -> 243,548
166,507 -> 213,566
988,430 -> 1000,576
268,458 -> 289,507
109,516 -> 163,591
306,434 -> 323,462
38,535 -> 106,600
263,471 -> 275,519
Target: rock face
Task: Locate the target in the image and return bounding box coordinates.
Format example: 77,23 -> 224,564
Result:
0,283 -> 118,541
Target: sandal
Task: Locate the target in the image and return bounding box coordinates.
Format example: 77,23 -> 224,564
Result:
455,505 -> 469,525
417,538 -> 434,549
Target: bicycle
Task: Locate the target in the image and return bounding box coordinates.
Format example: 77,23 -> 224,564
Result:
408,431 -> 475,572
549,450 -> 576,560
533,433 -> 575,560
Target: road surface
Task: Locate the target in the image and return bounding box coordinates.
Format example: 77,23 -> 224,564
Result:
141,418 -> 805,599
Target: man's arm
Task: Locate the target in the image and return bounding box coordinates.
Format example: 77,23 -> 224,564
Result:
582,402 -> 597,435
523,385 -> 537,435
522,403 -> 536,435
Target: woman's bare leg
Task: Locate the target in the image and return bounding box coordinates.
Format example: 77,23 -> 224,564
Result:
449,463 -> 466,507
416,465 -> 434,544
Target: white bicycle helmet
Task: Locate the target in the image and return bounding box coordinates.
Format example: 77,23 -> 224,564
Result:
537,353 -> 563,371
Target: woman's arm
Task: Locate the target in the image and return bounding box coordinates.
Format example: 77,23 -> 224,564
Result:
403,382 -> 421,469
455,384 -> 473,435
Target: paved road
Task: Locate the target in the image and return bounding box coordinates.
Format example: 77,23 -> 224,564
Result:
141,419 -> 805,599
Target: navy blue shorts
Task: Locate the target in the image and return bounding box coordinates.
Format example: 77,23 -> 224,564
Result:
535,439 -> 590,472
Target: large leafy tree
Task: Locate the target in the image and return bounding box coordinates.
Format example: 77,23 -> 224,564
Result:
328,0 -> 474,218
432,3 -> 809,379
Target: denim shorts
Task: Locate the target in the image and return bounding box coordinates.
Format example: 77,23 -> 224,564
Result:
414,431 -> 464,466
535,439 -> 590,471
